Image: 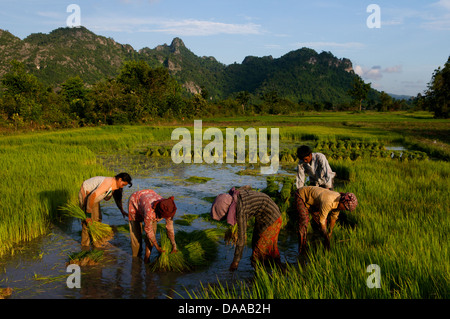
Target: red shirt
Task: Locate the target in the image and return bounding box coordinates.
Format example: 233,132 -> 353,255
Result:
128,189 -> 163,237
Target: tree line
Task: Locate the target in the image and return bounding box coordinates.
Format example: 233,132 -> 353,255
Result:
0,58 -> 445,131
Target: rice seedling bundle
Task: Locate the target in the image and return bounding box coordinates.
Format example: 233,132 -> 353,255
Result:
59,203 -> 113,245
149,229 -> 191,272
67,249 -> 104,266
87,221 -> 114,245
174,214 -> 199,226
150,226 -> 226,272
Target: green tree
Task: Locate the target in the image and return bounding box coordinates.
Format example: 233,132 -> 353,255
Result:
235,91 -> 250,114
61,76 -> 89,119
424,56 -> 449,118
0,60 -> 44,122
348,76 -> 371,111
89,79 -> 126,124
378,91 -> 392,112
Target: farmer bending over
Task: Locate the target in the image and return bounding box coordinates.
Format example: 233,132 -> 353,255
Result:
211,186 -> 283,271
128,189 -> 177,263
295,186 -> 358,255
78,173 -> 132,247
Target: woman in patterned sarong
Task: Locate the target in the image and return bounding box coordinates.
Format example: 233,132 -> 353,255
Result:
211,186 -> 283,271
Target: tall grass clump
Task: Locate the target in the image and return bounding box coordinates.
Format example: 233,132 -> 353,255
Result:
0,141 -> 109,257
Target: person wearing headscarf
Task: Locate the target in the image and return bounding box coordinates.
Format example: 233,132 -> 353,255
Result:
295,145 -> 336,190
295,186 -> 358,254
128,189 -> 177,263
211,186 -> 283,271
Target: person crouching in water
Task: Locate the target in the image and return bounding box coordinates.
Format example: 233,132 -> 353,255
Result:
128,189 -> 177,263
295,186 -> 358,255
211,186 -> 283,271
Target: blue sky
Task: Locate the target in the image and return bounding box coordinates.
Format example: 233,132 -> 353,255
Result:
1,0 -> 449,96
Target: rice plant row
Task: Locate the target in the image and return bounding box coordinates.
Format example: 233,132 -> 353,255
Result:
145,141 -> 430,163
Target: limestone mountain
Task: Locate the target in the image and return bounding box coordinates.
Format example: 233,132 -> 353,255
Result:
0,26 -> 367,104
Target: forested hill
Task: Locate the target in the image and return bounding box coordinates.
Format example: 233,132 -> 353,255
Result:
0,26 -> 369,104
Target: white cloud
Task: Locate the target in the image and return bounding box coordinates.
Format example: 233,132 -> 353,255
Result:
421,0 -> 450,30
383,65 -> 403,73
432,0 -> 450,10
355,65 -> 402,81
84,16 -> 262,36
144,19 -> 262,36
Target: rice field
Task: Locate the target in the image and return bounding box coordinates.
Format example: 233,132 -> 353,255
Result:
0,111 -> 449,299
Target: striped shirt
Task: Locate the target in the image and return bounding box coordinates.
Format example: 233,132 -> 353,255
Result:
236,190 -> 281,248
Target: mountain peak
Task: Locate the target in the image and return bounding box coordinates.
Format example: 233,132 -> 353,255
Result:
170,37 -> 185,53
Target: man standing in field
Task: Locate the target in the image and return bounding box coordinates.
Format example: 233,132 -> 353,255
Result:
295,145 -> 336,190
295,186 -> 358,254
78,172 -> 132,247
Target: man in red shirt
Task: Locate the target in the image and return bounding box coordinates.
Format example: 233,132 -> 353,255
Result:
128,189 -> 177,262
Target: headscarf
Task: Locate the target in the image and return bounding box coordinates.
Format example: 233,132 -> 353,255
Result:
156,196 -> 177,219
339,192 -> 358,211
210,187 -> 240,225
211,193 -> 232,221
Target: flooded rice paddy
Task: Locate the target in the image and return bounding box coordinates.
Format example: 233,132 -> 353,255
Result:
0,163 -> 299,299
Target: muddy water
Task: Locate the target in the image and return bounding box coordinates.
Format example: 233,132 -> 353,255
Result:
0,163 -> 299,299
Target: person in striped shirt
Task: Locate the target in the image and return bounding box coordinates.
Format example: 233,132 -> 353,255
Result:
211,186 -> 283,271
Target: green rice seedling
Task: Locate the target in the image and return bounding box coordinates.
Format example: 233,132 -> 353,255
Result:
150,226 -> 225,272
87,221 -> 114,245
59,203 -> 113,246
59,202 -> 86,220
67,249 -> 104,266
174,214 -> 199,226
179,228 -> 224,266
150,229 -> 191,272
185,176 -> 213,183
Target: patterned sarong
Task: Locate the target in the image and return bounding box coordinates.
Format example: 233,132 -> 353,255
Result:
295,191 -> 321,254
251,216 -> 282,265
